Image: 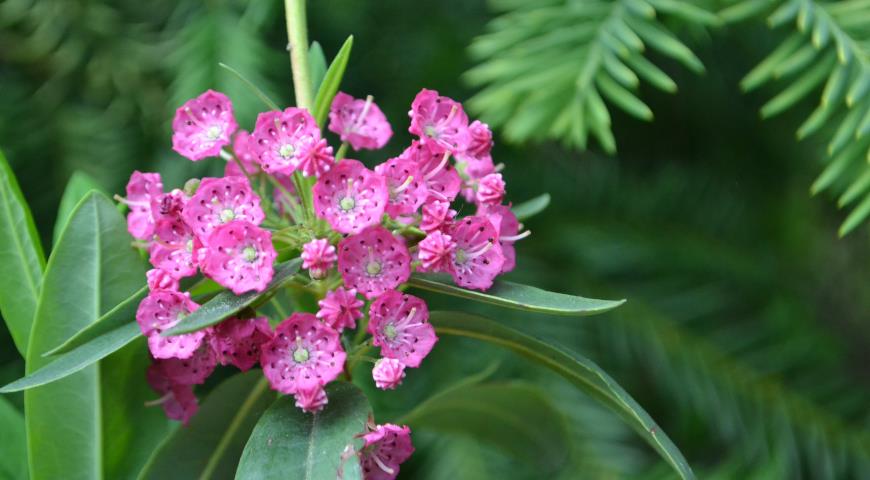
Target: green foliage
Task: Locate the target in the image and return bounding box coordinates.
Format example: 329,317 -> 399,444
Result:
0,149 -> 44,355
236,382 -> 370,480
0,396 -> 27,480
465,0 -> 715,152
722,0 -> 870,235
312,35 -> 355,128
53,172 -> 104,247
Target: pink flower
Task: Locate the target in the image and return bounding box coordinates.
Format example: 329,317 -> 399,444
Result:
146,363 -> 198,424
372,358 -> 406,390
374,157 -> 427,218
150,188 -> 187,224
417,230 -> 455,272
225,130 -> 261,177
408,89 -> 470,154
294,136 -> 335,177
172,90 -> 238,161
420,200 -> 456,233
272,174 -> 299,216
399,141 -> 461,202
368,290 -> 436,368
148,217 -> 199,279
338,226 -> 411,299
481,204 -> 526,273
301,238 -> 337,280
455,120 -> 495,179
448,216 -> 505,290
211,316 -> 273,371
294,385 -> 328,413
250,108 -> 319,175
136,290 -> 205,360
316,287 -> 364,331
154,343 -> 218,385
476,173 -> 506,206
361,424 -> 414,480
146,268 -> 179,291
182,176 -> 265,240
328,92 -> 393,150
313,159 -> 388,234
121,171 -> 163,240
200,220 -> 277,295
260,313 -> 346,396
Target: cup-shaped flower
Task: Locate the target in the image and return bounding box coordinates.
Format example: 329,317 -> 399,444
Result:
417,230 -> 456,272
200,220 -> 277,295
147,363 -> 199,424
122,171 -> 163,240
294,384 -> 328,413
448,216 -> 505,290
136,290 -> 205,359
372,358 -> 406,390
481,204 -> 524,273
211,316 -> 273,372
361,424 -> 414,480
316,287 -> 364,331
313,159 -> 388,234
368,291 -> 436,368
374,156 -> 427,218
338,226 -> 411,299
293,136 -> 335,177
182,176 -> 265,240
172,90 -> 238,161
150,188 -> 187,224
420,199 -> 456,233
408,89 -> 470,154
225,130 -> 261,177
454,120 -> 495,179
251,108 -> 319,175
149,217 -> 200,279
399,141 -> 461,202
260,313 -> 346,396
154,343 -> 218,385
301,238 -> 337,280
476,173 -> 506,206
328,92 -> 393,150
146,268 -> 179,292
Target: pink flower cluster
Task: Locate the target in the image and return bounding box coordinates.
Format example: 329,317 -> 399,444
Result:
122,87 -> 527,478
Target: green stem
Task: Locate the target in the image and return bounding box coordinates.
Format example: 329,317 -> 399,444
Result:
335,141 -> 348,161
284,0 -> 313,110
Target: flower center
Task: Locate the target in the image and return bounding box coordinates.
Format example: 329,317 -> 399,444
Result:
206,126 -> 222,140
384,323 -> 398,341
242,246 -> 258,262
424,125 -> 437,138
185,239 -> 194,253
454,248 -> 467,264
366,260 -> 382,276
293,347 -> 310,363
279,144 -> 295,158
339,196 -> 356,211
219,208 -> 235,223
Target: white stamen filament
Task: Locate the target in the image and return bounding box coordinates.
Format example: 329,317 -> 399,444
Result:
372,455 -> 395,475
144,393 -> 172,407
219,148 -> 233,161
500,230 -> 531,242
424,153 -> 451,181
351,95 -> 375,132
393,175 -> 415,194
466,241 -> 494,260
494,162 -> 506,173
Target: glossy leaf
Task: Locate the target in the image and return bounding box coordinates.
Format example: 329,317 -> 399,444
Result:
138,372 -> 273,480
0,149 -> 45,355
429,311 -> 695,480
511,193 -> 551,221
408,273 -> 625,316
312,35 -> 353,128
24,192 -> 145,480
163,258 -> 302,336
44,285 -> 147,356
0,396 -> 27,479
2,322 -> 140,392
53,171 -> 103,246
401,383 -> 570,473
235,382 -> 370,480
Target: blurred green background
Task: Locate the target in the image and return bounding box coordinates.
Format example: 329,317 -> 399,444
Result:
1,0 -> 869,478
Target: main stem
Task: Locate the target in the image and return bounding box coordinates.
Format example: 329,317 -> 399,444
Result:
284,0 -> 313,110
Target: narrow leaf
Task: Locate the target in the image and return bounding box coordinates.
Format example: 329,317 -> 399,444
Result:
235,382 -> 370,480
0,149 -> 45,355
839,192 -> 870,236
163,258 -> 302,336
309,41 -> 328,97
511,193 -> 551,221
408,273 -> 625,316
53,171 -> 103,246
312,36 -> 354,128
0,396 -> 27,480
24,192 -> 145,480
138,373 -> 273,480
429,311 -> 695,480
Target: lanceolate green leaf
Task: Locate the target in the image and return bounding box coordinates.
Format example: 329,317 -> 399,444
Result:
309,41 -> 328,98
24,192 -> 145,480
235,382 -> 370,480
0,149 -> 45,355
53,171 -> 103,246
401,383 -> 571,474
408,273 -> 625,316
312,35 -> 353,128
0,396 -> 27,480
511,193 -> 551,221
429,311 -> 695,480
163,258 -> 302,336
138,372 -> 273,480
